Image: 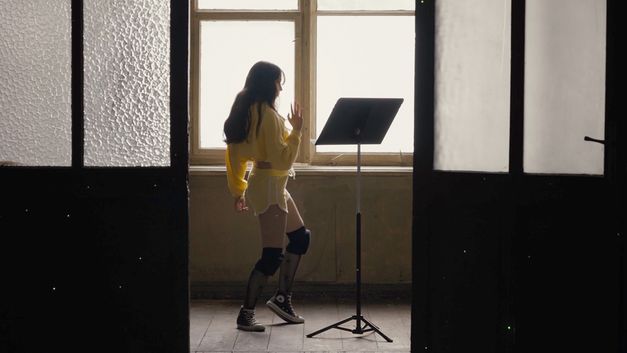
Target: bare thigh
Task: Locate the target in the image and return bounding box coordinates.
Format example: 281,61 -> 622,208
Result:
286,194 -> 304,233
258,205 -> 287,248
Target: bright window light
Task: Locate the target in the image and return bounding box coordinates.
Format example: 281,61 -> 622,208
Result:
316,16 -> 414,153
198,0 -> 297,10
318,0 -> 414,11
199,21 -> 295,149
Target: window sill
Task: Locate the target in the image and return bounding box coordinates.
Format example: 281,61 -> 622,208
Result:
190,163 -> 412,176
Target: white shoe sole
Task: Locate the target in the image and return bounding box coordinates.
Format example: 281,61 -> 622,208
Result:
266,300 -> 305,324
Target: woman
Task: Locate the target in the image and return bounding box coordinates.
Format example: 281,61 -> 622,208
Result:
224,61 -> 311,332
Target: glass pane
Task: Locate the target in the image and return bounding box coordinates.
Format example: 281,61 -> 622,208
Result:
434,0 -> 511,172
524,0 -> 605,175
317,16 -> 414,153
84,0 -> 171,167
199,21 -> 295,149
198,0 -> 297,10
318,0 -> 414,11
0,1 -> 71,166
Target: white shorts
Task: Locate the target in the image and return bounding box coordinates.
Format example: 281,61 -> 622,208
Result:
245,168 -> 291,216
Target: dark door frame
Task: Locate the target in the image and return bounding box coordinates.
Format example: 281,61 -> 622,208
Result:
412,0 -> 622,351
0,1 -> 189,351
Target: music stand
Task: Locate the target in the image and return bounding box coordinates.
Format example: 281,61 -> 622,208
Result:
306,98 -> 403,342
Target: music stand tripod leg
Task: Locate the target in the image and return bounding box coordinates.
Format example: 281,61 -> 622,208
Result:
306,316 -> 354,338
361,316 -> 394,342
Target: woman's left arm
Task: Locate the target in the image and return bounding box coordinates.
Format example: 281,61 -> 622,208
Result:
225,144 -> 248,198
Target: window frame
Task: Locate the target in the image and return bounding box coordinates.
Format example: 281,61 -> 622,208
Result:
190,0 -> 414,166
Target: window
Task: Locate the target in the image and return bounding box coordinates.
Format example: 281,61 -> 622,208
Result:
434,0 -> 511,172
0,1 -> 72,166
0,0 -> 173,168
523,0 -> 605,175
190,0 -> 414,166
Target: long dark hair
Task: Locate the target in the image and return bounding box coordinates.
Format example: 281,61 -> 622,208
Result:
223,61 -> 284,144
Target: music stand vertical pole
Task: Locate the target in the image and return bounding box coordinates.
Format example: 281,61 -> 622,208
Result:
356,140 -> 362,332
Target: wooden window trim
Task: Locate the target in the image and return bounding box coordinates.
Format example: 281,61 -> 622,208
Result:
190,0 -> 415,166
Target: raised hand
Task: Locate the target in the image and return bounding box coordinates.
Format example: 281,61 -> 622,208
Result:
288,103 -> 303,131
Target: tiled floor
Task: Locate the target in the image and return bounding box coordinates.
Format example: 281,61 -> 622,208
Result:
190,298 -> 411,353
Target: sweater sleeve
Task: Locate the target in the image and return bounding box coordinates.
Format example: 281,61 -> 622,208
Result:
225,144 -> 248,197
261,107 -> 301,170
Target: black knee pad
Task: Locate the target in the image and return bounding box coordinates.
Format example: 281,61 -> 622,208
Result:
254,247 -> 284,276
286,226 -> 311,255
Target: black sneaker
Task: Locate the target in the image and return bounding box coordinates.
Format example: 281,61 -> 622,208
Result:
266,292 -> 304,324
236,306 -> 265,332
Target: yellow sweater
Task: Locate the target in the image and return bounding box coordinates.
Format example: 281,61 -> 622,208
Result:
225,102 -> 301,198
